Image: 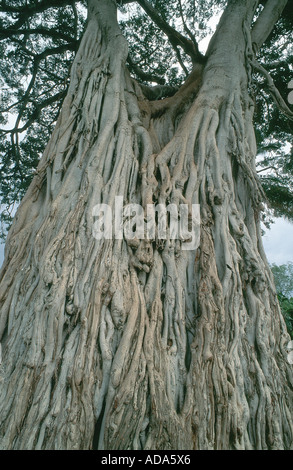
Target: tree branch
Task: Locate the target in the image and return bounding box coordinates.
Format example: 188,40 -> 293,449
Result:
0,0 -> 76,15
127,55 -> 166,85
251,58 -> 293,120
257,166 -> 278,174
0,27 -> 75,42
173,45 -> 189,77
0,91 -> 66,135
251,0 -> 288,51
36,42 -> 78,61
136,0 -> 205,65
140,84 -> 178,101
71,2 -> 79,40
178,0 -> 198,50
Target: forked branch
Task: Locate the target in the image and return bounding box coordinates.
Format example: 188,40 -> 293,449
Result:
136,0 -> 205,65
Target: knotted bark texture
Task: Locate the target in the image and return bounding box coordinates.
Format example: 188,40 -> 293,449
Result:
0,0 -> 292,450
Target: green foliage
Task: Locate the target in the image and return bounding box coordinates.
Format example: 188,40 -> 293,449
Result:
254,2 -> 293,223
271,262 -> 293,298
277,293 -> 293,338
271,262 -> 293,338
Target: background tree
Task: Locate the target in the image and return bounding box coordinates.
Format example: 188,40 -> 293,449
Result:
0,0 -> 293,450
277,294 -> 293,338
271,262 -> 293,337
271,262 -> 293,298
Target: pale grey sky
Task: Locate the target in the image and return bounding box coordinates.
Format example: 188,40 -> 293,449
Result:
262,217 -> 293,265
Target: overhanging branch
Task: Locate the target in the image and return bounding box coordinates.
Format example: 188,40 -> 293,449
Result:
0,0 -> 78,30
0,0 -> 76,15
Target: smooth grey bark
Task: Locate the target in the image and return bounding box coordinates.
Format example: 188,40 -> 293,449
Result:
0,0 -> 292,450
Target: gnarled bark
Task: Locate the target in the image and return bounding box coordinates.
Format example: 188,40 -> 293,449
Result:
0,0 -> 292,450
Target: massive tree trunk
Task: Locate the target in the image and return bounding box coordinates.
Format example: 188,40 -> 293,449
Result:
0,0 -> 292,450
